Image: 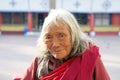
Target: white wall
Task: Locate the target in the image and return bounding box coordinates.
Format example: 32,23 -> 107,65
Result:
56,0 -> 120,13
0,0 -> 49,12
0,0 -> 120,13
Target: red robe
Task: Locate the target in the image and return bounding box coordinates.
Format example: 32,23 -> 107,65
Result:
18,46 -> 110,80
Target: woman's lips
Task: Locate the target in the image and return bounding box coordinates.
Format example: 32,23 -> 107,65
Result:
53,49 -> 63,53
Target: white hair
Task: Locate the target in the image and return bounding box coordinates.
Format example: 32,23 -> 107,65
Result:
37,9 -> 95,57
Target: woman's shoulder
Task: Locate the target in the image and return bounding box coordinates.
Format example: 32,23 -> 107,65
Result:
35,55 -> 49,65
30,56 -> 44,66
82,44 -> 100,58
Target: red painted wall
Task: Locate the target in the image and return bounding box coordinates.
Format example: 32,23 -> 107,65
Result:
112,14 -> 120,25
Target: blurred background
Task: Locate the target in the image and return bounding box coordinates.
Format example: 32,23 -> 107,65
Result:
0,0 -> 120,80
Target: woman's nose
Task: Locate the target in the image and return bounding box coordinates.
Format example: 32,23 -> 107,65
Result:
52,39 -> 60,47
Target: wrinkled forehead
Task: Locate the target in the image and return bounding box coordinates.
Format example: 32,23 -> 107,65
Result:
44,19 -> 70,32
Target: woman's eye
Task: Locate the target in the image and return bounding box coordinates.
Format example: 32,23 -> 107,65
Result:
46,36 -> 52,39
58,33 -> 64,38
45,35 -> 52,41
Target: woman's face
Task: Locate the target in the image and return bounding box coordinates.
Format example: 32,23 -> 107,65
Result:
44,22 -> 72,60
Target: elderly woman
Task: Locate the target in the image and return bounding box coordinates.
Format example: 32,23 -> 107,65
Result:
21,9 -> 110,80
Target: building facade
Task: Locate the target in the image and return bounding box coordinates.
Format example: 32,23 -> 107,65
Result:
0,0 -> 120,35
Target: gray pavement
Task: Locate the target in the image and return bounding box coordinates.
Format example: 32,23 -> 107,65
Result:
0,35 -> 120,80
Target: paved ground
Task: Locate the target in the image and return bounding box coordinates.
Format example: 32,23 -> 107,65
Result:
0,35 -> 120,80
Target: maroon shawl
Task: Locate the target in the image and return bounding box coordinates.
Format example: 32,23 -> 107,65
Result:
18,45 -> 110,80
39,46 -> 100,80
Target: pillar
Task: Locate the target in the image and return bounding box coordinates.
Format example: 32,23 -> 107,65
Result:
0,13 -> 2,35
112,14 -> 120,25
49,0 -> 55,9
89,13 -> 95,36
27,12 -> 32,32
0,13 -> 2,26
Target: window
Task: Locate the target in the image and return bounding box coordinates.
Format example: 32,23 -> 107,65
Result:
95,14 -> 110,26
2,13 -> 11,24
73,13 -> 87,25
2,12 -> 27,24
